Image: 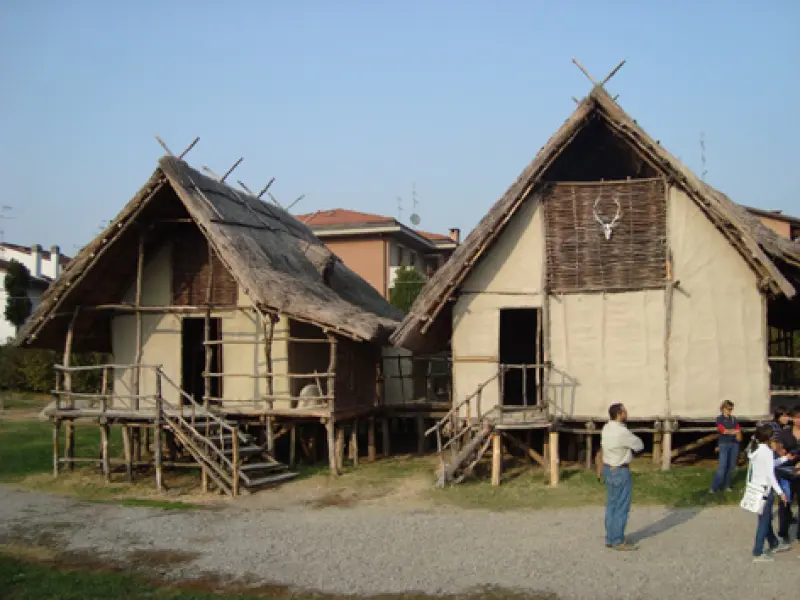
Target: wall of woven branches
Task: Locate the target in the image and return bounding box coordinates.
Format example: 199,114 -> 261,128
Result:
172,227 -> 238,306
543,178 -> 667,293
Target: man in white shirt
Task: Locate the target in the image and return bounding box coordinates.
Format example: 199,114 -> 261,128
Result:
601,403 -> 644,551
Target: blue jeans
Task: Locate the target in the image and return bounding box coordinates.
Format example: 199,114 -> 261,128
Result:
753,491 -> 779,557
603,465 -> 633,546
711,442 -> 739,491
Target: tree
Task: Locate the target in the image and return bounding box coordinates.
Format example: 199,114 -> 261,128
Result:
389,266 -> 426,313
4,260 -> 33,335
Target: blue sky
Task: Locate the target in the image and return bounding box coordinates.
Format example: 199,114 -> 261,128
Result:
1,1 -> 798,255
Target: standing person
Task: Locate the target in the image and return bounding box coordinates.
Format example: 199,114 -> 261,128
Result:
747,424 -> 788,562
601,403 -> 644,551
710,400 -> 742,493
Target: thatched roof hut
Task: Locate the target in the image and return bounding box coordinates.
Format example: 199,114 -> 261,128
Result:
16,156 -> 403,352
391,86 -> 800,352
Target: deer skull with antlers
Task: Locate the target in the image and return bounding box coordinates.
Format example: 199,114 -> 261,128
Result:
592,194 -> 622,240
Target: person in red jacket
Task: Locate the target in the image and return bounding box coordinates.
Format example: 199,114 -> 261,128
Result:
710,400 -> 742,493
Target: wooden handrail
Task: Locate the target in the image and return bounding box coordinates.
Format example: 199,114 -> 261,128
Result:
425,366 -> 507,437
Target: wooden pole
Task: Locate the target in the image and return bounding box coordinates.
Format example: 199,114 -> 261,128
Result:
652,421 -> 662,464
548,430 -> 560,487
672,432 -> 718,460
52,420 -> 60,477
381,417 -> 391,457
289,423 -> 297,468
326,333 -> 337,413
134,232 -> 144,412
491,433 -> 502,486
416,415 -> 426,454
63,307 -> 80,471
335,425 -> 345,472
263,314 -> 275,408
154,370 -> 163,492
350,420 -> 359,467
266,416 -> 275,455
101,423 -> 110,483
232,426 -> 240,496
661,420 -> 673,471
585,422 -> 594,470
122,425 -> 133,482
326,419 -> 338,476
367,417 -> 376,462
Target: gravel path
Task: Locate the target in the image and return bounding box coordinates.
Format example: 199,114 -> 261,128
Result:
1,485 -> 798,600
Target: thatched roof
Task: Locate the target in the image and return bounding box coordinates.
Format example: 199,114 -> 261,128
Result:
391,86 -> 800,351
16,156 -> 403,350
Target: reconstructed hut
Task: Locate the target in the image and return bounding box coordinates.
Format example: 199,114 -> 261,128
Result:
391,86 -> 800,483
16,156 -> 403,494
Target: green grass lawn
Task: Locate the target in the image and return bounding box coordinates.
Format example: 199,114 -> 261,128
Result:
0,392 -> 51,412
435,462 -> 745,511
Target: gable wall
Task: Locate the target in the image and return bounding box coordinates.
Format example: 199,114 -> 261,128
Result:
668,186 -> 769,417
111,240 -> 290,410
451,195 -> 545,413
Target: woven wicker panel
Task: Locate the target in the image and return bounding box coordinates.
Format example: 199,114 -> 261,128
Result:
544,178 -> 667,293
172,228 -> 238,306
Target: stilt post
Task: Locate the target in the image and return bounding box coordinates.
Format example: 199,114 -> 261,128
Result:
661,420 -> 673,471
350,419 -> 359,467
491,432 -> 502,486
367,417 -> 376,462
548,429 -> 560,487
154,369 -> 164,492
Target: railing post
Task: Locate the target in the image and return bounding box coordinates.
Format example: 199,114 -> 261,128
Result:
522,365 -> 528,407
232,425 -> 240,496
154,368 -> 164,492
101,366 -> 109,413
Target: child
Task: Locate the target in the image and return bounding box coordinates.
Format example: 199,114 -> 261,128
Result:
710,400 -> 741,493
746,424 -> 788,562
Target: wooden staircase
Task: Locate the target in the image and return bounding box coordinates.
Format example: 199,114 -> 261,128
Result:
157,369 -> 297,495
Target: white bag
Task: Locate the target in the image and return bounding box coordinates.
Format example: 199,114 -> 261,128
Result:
740,462 -> 768,515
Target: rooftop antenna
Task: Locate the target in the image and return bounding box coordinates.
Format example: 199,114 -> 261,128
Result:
0,205 -> 14,246
700,132 -> 707,181
396,196 -> 404,223
409,183 -> 421,227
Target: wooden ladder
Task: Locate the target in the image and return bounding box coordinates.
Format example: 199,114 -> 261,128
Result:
157,369 -> 297,495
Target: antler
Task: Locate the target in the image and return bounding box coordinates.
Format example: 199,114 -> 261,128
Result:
608,194 -> 622,227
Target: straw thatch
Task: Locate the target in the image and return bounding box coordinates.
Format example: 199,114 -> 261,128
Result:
16,156 -> 403,350
391,86 -> 800,351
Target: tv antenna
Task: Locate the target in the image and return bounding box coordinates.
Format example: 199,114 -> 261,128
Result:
700,132 -> 707,181
409,183 -> 421,227
396,196 -> 404,223
0,205 -> 14,245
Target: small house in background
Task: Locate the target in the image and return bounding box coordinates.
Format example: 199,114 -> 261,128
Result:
0,243 -> 70,341
743,206 -> 800,241
391,85 -> 800,485
296,209 -> 459,298
14,156 -> 404,495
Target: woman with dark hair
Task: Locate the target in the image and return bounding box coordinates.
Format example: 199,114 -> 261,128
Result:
747,424 -> 788,562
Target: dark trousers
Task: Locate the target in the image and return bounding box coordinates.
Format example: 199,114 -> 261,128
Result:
754,491 -> 779,557
711,442 -> 739,491
780,479 -> 800,542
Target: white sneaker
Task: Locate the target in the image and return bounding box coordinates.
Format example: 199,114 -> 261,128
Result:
753,553 -> 774,563
775,542 -> 791,553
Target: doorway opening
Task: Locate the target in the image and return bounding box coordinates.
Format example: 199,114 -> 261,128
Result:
499,308 -> 542,406
181,317 -> 222,404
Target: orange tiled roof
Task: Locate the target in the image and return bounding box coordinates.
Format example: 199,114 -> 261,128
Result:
297,209 -> 455,244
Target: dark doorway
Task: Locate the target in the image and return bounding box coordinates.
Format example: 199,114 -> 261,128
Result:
499,308 -> 542,406
181,317 -> 222,404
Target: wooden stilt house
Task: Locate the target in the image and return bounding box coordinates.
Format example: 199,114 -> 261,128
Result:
391,85 -> 800,485
15,156 -> 403,494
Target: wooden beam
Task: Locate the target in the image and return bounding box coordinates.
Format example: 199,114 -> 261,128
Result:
350,420 -> 359,467
500,431 -> 546,468
367,417 -> 376,462
671,432 -> 719,460
133,232 -> 145,411
661,421 -> 673,471
326,419 -> 338,476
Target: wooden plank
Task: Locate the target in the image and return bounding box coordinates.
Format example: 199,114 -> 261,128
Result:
122,425 -> 134,482
501,432 -> 547,468
671,432 -> 718,459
